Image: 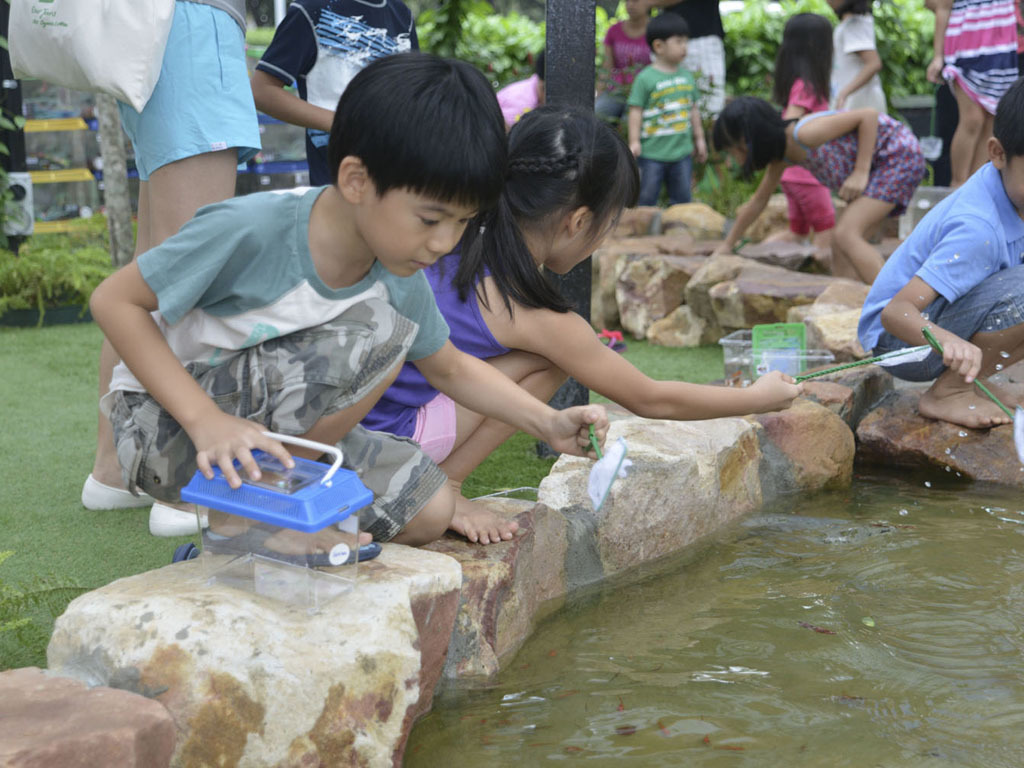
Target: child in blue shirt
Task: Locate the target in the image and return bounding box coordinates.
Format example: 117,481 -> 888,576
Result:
90,53 -> 608,550
252,0 -> 417,186
858,76 -> 1024,430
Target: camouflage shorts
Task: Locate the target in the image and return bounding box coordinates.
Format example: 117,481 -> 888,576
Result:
105,297 -> 446,542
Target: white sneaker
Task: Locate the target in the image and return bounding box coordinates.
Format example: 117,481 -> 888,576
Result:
149,502 -> 209,538
81,474 -> 154,510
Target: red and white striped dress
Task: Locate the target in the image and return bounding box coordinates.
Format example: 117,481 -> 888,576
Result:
941,0 -> 1020,114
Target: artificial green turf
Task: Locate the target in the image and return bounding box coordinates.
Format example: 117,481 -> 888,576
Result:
0,322 -> 723,668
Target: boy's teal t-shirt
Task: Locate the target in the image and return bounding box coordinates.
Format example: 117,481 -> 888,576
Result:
858,162 -> 1024,351
108,186 -> 450,394
627,64 -> 696,163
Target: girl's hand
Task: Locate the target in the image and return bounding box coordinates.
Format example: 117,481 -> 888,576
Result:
749,370 -> 803,412
834,90 -> 848,110
938,333 -> 983,383
188,412 -> 295,488
694,136 -> 708,164
926,54 -> 945,84
545,404 -> 609,458
839,169 -> 869,202
629,140 -> 642,158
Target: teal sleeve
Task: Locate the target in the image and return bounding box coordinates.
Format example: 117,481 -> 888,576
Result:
137,199 -> 257,326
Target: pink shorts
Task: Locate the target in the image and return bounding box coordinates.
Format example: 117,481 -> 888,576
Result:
780,179 -> 835,236
412,393 -> 457,464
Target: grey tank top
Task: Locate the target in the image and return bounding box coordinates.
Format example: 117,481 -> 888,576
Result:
184,0 -> 246,33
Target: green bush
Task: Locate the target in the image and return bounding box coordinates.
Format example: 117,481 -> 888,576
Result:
0,242 -> 114,323
724,0 -> 934,104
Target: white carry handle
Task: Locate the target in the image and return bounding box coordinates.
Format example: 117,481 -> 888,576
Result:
262,432 -> 343,486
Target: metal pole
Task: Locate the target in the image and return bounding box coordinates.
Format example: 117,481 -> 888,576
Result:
539,0 -> 596,454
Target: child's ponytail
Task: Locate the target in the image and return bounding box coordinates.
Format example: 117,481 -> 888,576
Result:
455,105 -> 639,317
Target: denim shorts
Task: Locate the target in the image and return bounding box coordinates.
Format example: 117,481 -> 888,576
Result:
118,1 -> 260,179
873,264 -> 1024,381
104,298 -> 446,542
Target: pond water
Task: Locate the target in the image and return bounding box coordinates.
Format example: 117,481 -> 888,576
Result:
406,473 -> 1024,767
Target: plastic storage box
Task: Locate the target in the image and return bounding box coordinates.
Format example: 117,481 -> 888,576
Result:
718,329 -> 835,385
181,434 -> 373,613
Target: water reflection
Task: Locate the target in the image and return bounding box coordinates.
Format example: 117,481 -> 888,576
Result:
406,474 -> 1024,767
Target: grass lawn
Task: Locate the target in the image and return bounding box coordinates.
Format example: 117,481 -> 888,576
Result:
0,321 -> 723,669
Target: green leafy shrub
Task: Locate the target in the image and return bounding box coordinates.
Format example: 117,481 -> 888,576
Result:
0,551 -> 88,670
0,243 -> 114,324
723,0 -> 933,104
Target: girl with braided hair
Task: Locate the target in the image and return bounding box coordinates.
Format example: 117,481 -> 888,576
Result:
362,105 -> 802,544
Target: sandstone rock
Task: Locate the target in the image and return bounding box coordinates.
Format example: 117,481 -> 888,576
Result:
743,193 -> 791,242
813,280 -> 870,310
737,241 -> 820,272
0,667 -> 175,768
856,390 -> 1024,484
616,254 -> 707,339
645,305 -> 709,347
47,546 -> 462,768
804,308 -> 867,362
613,206 -> 661,238
682,254 -> 745,340
661,202 -> 727,240
747,398 -> 855,498
800,364 -> 894,431
539,417 -> 764,577
424,499 -> 569,680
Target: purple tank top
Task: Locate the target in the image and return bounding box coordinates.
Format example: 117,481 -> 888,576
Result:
360,250 -> 511,437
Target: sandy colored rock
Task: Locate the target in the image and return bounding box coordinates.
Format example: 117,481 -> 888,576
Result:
857,389 -> 1024,484
0,667 -> 176,768
613,206 -> 661,237
813,280 -> 870,310
47,546 -> 462,768
661,202 -> 727,240
743,193 -> 792,242
646,305 -> 709,347
737,241 -> 819,272
804,308 -> 867,362
616,254 -> 707,338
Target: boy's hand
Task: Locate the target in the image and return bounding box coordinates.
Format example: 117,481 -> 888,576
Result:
630,140 -> 642,158
938,333 -> 983,383
838,169 -> 869,202
544,404 -> 609,458
694,136 -> 708,164
749,370 -> 803,412
188,412 -> 295,488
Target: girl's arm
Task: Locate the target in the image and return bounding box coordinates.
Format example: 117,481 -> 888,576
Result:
479,282 -> 802,419
251,70 -> 335,133
714,160 -> 786,254
692,104 -> 707,163
880,276 -> 982,382
627,104 -> 643,157
413,341 -> 608,456
795,108 -> 878,201
835,49 -> 883,110
89,264 -> 293,486
926,0 -> 952,84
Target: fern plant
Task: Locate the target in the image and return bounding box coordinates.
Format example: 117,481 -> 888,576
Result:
0,551 -> 89,670
0,243 -> 114,324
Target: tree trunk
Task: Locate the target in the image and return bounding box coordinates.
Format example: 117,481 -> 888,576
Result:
95,94 -> 134,267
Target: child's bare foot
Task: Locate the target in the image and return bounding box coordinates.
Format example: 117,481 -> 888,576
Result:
449,494 -> 519,545
918,374 -> 1012,428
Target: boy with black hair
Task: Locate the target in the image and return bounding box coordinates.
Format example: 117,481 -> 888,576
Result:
627,13 -> 707,207
252,0 -> 417,186
90,53 -> 609,550
859,76 -> 1024,430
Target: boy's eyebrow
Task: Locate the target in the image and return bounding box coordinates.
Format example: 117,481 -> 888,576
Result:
419,202 -> 478,217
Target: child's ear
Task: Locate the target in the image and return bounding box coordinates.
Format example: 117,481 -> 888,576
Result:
336,156 -> 373,203
566,206 -> 594,238
988,137 -> 1008,170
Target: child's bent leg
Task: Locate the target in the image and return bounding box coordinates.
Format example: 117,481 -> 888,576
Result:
832,196 -> 893,283
440,350 -> 567,544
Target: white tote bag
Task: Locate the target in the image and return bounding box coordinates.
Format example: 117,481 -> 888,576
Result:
10,0 -> 176,113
